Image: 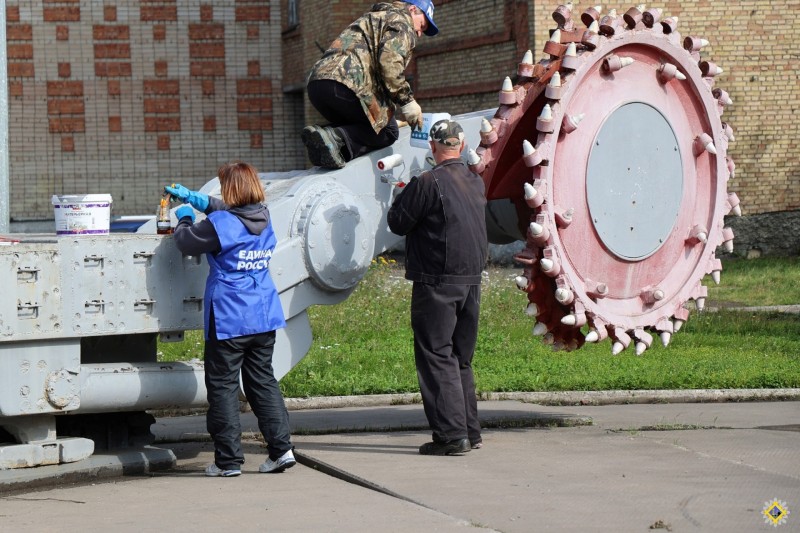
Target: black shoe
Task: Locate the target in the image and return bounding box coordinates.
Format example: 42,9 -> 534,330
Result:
301,126 -> 323,167
419,438 -> 470,456
301,125 -> 345,169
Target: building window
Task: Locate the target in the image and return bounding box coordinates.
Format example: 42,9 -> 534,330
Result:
288,0 -> 299,29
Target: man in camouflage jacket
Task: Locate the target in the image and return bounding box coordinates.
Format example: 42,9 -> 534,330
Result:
302,1 -> 438,169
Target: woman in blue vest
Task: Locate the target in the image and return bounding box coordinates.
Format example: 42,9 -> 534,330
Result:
168,162 -> 295,477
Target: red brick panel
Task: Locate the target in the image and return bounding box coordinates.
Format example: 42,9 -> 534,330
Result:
6,17 -> 34,79
237,116 -> 273,131
237,79 -> 272,95
145,117 -> 181,132
7,44 -> 33,60
7,64 -> 34,77
139,0 -> 181,151
6,5 -> 20,22
144,80 -> 180,95
107,80 -> 121,96
46,76 -> 86,150
144,76 -> 182,148
48,98 -> 84,115
154,61 -> 169,77
190,43 -> 225,58
9,82 -> 24,97
7,25 -> 33,40
49,118 -> 85,134
190,62 -> 226,77
153,25 -> 167,41
237,98 -> 272,113
144,98 -> 180,114
235,6 -> 269,22
47,81 -> 84,96
93,23 -> 132,79
94,43 -> 131,59
189,24 -> 224,40
236,78 -> 273,132
201,80 -> 216,96
108,116 -> 122,133
189,19 -> 226,79
93,25 -> 130,40
43,7 -> 80,22
141,6 -> 178,22
95,63 -> 133,77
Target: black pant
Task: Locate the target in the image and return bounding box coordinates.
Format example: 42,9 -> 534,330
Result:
205,313 -> 292,470
411,282 -> 481,443
307,79 -> 399,161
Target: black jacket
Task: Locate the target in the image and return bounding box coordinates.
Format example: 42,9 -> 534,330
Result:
387,158 -> 487,285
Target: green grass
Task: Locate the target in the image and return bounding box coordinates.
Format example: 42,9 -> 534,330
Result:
704,256 -> 800,306
158,256 -> 800,396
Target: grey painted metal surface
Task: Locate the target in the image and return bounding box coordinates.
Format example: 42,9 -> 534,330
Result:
0,110 -> 498,467
586,102 -> 683,261
0,0 -> 9,234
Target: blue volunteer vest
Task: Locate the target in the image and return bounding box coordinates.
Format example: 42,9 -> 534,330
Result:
204,210 -> 286,340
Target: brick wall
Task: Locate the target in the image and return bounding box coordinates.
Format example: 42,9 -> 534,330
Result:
297,0 -> 799,217
6,1 -> 799,220
523,1 -> 800,216
5,0 -> 305,220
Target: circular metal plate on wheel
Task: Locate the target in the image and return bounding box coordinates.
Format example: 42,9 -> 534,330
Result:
586,102 -> 683,261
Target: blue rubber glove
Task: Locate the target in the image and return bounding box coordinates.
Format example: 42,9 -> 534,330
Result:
165,183 -> 209,212
175,205 -> 196,224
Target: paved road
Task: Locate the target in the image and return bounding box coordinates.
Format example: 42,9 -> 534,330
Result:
1,400 -> 798,532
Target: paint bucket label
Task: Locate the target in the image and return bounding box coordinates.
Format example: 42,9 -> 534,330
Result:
52,194 -> 113,235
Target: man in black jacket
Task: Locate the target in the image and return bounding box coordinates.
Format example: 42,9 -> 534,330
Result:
387,119 -> 488,456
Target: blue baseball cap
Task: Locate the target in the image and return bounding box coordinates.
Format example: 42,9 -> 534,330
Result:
405,0 -> 439,36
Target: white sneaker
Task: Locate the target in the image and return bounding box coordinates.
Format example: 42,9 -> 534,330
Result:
205,463 -> 241,477
259,449 -> 296,473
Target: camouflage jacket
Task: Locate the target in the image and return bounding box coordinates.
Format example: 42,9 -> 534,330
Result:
308,2 -> 417,133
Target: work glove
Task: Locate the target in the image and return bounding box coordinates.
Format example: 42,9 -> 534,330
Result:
175,205 -> 196,224
400,100 -> 423,131
165,183 -> 209,213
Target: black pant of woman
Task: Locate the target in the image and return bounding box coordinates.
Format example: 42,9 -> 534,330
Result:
204,311 -> 293,470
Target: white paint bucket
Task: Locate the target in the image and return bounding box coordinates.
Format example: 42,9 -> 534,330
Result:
51,194 -> 113,235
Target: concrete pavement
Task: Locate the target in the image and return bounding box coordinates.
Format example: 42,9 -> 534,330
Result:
1,399 -> 798,532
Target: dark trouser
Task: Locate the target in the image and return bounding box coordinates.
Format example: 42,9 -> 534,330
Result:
205,312 -> 292,470
307,79 -> 399,161
411,282 -> 482,444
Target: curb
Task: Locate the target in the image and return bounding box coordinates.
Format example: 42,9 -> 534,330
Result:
0,447 -> 176,495
283,388 -> 800,410
148,389 -> 800,418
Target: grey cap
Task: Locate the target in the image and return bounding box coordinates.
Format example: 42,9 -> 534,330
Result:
429,119 -> 464,147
